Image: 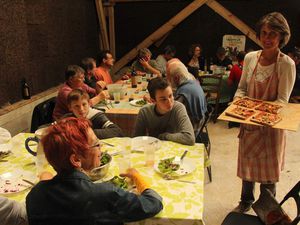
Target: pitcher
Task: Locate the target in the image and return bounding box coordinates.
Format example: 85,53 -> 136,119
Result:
25,127 -> 48,176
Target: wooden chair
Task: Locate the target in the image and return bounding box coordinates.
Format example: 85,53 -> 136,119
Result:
221,181 -> 300,225
30,97 -> 56,133
198,74 -> 223,123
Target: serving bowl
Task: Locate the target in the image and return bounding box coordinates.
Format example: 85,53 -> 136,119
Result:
89,153 -> 112,181
107,84 -> 127,99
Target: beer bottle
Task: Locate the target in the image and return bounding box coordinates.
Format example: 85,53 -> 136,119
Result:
21,78 -> 31,99
131,67 -> 137,88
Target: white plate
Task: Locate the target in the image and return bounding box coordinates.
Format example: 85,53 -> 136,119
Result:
154,158 -> 196,177
129,99 -> 148,107
0,172 -> 34,196
131,136 -> 161,152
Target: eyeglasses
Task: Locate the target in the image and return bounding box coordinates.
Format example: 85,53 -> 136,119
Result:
89,140 -> 103,149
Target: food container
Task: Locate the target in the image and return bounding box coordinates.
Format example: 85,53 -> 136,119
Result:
107,84 -> 127,99
89,153 -> 112,181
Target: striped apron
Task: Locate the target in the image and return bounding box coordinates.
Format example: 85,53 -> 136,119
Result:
237,51 -> 286,183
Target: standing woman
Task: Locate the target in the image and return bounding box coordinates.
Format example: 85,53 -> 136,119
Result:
234,12 -> 296,213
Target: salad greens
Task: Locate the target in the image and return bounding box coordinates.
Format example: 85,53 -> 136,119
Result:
100,153 -> 111,166
110,176 -> 128,189
158,157 -> 180,174
135,99 -> 147,106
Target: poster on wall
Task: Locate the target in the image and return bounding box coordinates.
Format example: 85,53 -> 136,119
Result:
222,35 -> 246,53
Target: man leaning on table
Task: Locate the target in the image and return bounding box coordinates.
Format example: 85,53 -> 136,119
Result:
134,77 -> 195,146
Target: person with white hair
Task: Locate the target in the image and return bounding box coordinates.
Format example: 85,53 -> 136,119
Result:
166,59 -> 207,138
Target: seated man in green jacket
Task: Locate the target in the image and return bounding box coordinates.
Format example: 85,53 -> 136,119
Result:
64,89 -> 124,139
134,77 -> 195,146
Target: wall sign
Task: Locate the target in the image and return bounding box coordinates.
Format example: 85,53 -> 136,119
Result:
222,35 -> 246,52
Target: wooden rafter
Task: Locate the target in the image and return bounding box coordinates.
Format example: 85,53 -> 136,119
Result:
95,0 -> 110,50
107,4 -> 116,57
206,0 -> 262,47
112,0 -> 210,74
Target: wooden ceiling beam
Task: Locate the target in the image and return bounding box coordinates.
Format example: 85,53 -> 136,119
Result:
206,0 -> 262,47
112,0 -> 210,74
95,0 -> 110,50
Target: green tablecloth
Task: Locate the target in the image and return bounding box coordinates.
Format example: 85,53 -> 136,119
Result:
0,135 -> 205,225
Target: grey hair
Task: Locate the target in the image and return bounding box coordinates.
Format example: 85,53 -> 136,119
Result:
168,60 -> 195,87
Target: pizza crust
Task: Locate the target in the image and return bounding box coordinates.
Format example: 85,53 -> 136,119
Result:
225,106 -> 256,120
250,112 -> 282,126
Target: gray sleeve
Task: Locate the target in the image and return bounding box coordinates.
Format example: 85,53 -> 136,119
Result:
158,103 -> 195,145
134,108 -> 147,137
0,197 -> 28,225
149,60 -> 162,73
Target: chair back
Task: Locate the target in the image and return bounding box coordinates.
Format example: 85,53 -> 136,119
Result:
30,97 -> 56,133
280,181 -> 300,225
198,75 -> 223,122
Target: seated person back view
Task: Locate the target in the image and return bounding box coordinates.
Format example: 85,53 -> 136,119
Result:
155,45 -> 176,76
167,59 -> 207,138
52,65 -> 107,120
132,48 -> 162,77
212,47 -> 233,70
65,89 -> 124,139
93,50 -> 114,89
134,77 -> 195,146
26,118 -> 163,225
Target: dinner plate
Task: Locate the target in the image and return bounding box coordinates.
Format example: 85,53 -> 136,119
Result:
0,172 -> 34,196
131,136 -> 161,152
154,158 -> 196,177
129,99 -> 148,107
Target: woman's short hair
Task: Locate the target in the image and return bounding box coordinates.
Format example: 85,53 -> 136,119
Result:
147,77 -> 170,100
256,12 -> 291,49
41,117 -> 91,173
65,65 -> 85,81
67,89 -> 90,105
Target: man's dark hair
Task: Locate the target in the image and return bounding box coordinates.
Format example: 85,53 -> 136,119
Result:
98,50 -> 111,65
164,45 -> 176,56
237,51 -> 246,62
65,65 -> 84,81
147,77 -> 170,100
81,58 -> 96,72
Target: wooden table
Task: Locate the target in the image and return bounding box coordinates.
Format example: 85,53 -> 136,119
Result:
0,134 -> 206,225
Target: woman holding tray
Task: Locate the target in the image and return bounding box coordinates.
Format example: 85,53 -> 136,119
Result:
233,12 -> 296,213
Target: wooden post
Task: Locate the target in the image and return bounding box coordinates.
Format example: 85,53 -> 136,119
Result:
107,4 -> 116,57
95,0 -> 110,50
113,0 -> 210,74
206,0 -> 262,47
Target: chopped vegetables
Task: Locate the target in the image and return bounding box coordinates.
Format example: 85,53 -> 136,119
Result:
110,176 -> 128,189
135,99 -> 147,106
100,153 -> 111,166
158,157 -> 180,174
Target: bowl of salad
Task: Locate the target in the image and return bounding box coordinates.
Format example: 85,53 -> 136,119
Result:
89,152 -> 112,181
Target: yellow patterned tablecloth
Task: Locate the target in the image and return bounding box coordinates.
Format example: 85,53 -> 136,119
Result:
0,135 -> 205,225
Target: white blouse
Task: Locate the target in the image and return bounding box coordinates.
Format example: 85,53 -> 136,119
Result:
235,50 -> 296,103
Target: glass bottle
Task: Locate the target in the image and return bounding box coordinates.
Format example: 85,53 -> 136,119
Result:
21,78 -> 31,99
131,67 -> 137,88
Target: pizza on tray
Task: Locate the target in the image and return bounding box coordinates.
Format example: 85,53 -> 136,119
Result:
255,102 -> 282,114
250,112 -> 282,126
225,106 -> 256,120
233,97 -> 263,109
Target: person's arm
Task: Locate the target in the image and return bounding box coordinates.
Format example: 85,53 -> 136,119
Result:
277,59 -> 296,103
91,113 -> 124,139
89,91 -> 108,106
134,109 -> 147,137
139,59 -> 162,77
158,103 -> 195,145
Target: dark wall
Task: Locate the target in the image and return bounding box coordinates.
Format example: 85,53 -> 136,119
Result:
0,0 -> 99,105
114,0 -> 300,64
1,0 -> 299,106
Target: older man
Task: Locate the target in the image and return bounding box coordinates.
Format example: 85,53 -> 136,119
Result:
167,59 -> 207,138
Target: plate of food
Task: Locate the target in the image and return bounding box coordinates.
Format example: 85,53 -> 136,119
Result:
154,157 -> 196,177
233,97 -> 263,109
129,99 -> 148,107
0,172 -> 34,196
225,106 -> 256,120
131,136 -> 161,152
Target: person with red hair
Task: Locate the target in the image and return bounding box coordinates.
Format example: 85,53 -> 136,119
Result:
26,117 -> 163,225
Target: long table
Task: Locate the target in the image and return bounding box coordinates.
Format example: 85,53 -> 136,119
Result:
0,134 -> 205,225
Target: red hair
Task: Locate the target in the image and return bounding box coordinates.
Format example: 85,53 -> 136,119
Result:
41,117 -> 91,173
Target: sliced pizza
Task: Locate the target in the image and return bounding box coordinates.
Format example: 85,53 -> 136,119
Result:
225,106 -> 256,120
250,112 -> 282,126
255,102 -> 283,114
233,97 -> 263,109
